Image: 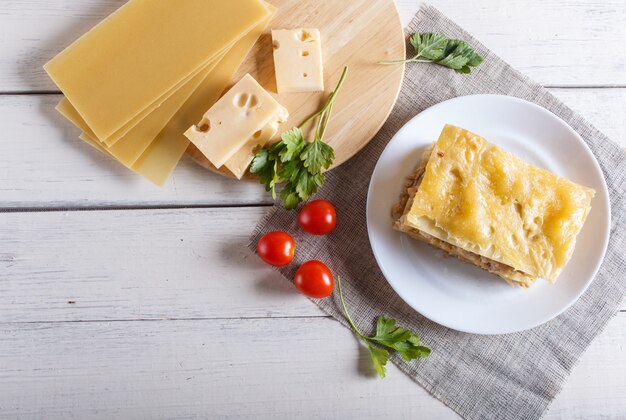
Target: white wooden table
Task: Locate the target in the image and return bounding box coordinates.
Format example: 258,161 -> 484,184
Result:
1,1 -> 625,418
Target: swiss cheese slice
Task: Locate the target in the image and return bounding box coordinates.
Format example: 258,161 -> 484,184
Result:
44,0 -> 270,140
184,74 -> 287,168
272,28 -> 324,93
223,107 -> 288,179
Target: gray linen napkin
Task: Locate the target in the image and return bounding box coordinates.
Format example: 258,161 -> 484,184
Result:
249,5 -> 626,419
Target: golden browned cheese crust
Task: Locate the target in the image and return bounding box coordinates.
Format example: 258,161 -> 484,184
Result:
392,145 -> 537,288
404,125 -> 595,282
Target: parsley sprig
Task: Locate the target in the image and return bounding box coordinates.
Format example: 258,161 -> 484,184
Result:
337,276 -> 431,378
250,67 -> 348,210
379,32 -> 483,74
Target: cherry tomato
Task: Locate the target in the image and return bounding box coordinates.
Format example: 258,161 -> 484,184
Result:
294,260 -> 334,298
298,200 -> 337,235
257,231 -> 295,266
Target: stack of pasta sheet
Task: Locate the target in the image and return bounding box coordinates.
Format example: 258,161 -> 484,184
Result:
44,0 -> 275,186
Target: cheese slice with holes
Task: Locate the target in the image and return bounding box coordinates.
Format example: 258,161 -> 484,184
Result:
223,107 -> 288,179
272,28 -> 324,93
184,74 -> 287,168
405,125 -> 595,282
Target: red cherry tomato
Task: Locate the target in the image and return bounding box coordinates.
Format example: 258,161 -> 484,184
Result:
257,231 -> 295,266
298,200 -> 337,235
294,260 -> 334,298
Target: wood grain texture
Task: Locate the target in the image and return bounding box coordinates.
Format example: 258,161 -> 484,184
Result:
188,0 -> 405,176
0,95 -> 272,209
0,1 -> 624,418
1,0 -> 624,91
1,89 -> 623,209
1,207 -> 623,325
0,207 -> 322,323
0,314 -> 624,419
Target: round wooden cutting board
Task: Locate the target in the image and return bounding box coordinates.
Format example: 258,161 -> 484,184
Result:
187,0 -> 406,179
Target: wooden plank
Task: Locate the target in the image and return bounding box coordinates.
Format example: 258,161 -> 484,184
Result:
0,314 -> 624,418
0,95 -> 272,209
1,89 -> 624,209
390,0 -> 626,87
551,88 -> 626,141
1,207 -> 623,325
0,207 -> 323,323
1,0 -> 624,91
550,313 -> 626,418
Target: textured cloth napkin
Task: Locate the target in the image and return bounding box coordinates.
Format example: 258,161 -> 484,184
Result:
249,5 -> 626,419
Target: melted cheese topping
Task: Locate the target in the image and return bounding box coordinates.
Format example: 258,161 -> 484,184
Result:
406,125 -> 595,282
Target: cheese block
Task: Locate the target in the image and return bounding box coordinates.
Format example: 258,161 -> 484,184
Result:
271,28 -> 324,93
223,107 -> 288,179
44,0 -> 270,140
184,74 -> 287,169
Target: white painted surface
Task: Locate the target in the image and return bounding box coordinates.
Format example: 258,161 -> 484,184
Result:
0,89 -> 623,209
0,208 -> 321,323
0,1 -> 624,419
1,1 -> 625,90
2,207 -> 623,325
1,315 -> 625,419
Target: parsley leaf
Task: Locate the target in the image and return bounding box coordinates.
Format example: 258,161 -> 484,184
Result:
379,32 -> 483,74
392,336 -> 431,361
280,183 -> 301,211
367,344 -> 390,379
249,147 -> 270,174
251,66 -> 348,209
250,149 -> 278,199
278,128 -> 306,163
371,317 -> 432,361
372,316 -> 412,347
337,275 -> 430,378
295,170 -> 324,202
301,137 -> 335,174
436,39 -> 484,73
409,32 -> 448,61
278,159 -> 302,185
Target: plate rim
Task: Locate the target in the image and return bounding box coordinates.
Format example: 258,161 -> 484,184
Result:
366,93 -> 612,335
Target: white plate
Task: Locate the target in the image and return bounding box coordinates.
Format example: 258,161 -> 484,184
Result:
366,95 -> 611,335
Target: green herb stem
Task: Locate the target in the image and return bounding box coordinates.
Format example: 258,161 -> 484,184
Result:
377,32 -> 483,74
336,275 -> 431,379
337,275 -> 368,341
377,58 -> 432,65
299,66 -> 349,132
317,100 -> 334,140
250,66 -> 348,209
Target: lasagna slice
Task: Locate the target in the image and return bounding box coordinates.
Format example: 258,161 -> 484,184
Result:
393,125 -> 595,287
